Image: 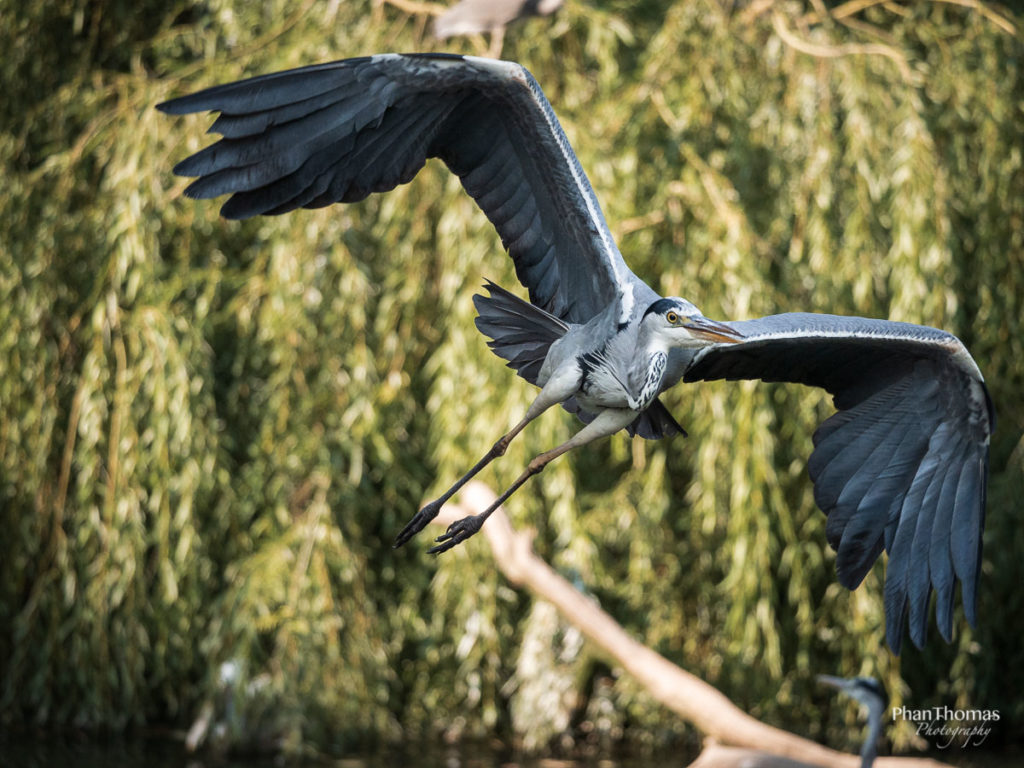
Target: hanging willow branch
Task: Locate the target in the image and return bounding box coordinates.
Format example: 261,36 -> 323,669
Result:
770,10 -> 919,84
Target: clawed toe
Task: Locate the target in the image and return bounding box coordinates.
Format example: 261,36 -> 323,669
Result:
427,515 -> 483,555
393,499 -> 444,548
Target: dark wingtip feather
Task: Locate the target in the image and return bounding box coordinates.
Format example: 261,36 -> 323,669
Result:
220,191 -> 278,220
834,530 -> 884,590
473,280 -> 566,387
173,154 -> 208,178
183,178 -> 217,200
935,585 -> 955,642
908,589 -> 930,650
885,591 -> 907,655
951,455 -> 986,628
623,400 -> 687,440
159,58 -> 372,117
157,87 -> 235,116
220,198 -> 254,220
172,143 -> 223,178
156,96 -> 197,115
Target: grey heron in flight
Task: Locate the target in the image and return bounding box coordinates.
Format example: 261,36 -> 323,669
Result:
817,676 -> 888,768
158,53 -> 993,654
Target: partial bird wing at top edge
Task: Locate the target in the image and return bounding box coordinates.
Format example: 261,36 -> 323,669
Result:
684,312 -> 993,653
158,53 -> 655,325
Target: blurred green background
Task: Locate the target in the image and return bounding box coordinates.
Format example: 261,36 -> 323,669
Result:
1,0 -> 1022,761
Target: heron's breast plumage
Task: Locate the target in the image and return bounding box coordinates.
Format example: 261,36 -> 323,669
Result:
576,349 -> 631,409
633,351 -> 667,411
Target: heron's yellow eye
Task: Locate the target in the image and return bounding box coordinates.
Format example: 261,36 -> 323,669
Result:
666,311 -> 679,324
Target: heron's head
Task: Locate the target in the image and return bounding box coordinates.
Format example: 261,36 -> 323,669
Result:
817,675 -> 889,710
641,298 -> 743,348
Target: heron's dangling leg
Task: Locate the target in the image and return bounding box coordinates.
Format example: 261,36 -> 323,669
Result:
393,412 -> 535,548
393,364 -> 583,548
429,408 -> 638,554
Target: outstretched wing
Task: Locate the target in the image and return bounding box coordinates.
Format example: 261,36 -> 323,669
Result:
684,313 -> 993,653
158,53 -> 655,325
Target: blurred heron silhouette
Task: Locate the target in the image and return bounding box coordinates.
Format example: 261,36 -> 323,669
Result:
381,0 -> 562,56
434,0 -> 563,56
818,675 -> 888,768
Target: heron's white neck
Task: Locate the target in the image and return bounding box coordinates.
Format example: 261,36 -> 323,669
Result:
860,702 -> 884,768
634,318 -> 673,357
624,322 -> 673,411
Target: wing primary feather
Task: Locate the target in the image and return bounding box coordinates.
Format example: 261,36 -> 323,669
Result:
832,417 -> 928,588
476,165 -> 529,213
209,82 -> 366,138
930,442 -> 972,641
906,447 -> 954,650
174,92 -> 386,179
157,59 -> 372,114
884,433 -> 948,652
812,390 -> 910,513
951,452 -> 986,626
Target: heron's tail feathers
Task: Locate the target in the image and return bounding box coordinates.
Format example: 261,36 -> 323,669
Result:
473,279 -> 568,385
473,281 -> 686,440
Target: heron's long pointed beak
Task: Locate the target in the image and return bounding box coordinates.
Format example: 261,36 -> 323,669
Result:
816,674 -> 845,690
684,317 -> 744,344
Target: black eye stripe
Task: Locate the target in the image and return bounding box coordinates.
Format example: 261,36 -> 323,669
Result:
642,297 -> 682,319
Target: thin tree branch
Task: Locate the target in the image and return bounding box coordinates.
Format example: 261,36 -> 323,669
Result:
934,0 -> 1016,34
771,11 -> 920,84
379,0 -> 446,18
800,0 -> 891,25
800,0 -> 1015,36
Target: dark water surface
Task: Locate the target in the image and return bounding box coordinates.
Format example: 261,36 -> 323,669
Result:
0,736 -> 669,768
0,735 -> 1019,767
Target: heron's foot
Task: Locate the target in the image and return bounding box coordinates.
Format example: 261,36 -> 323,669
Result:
427,514 -> 484,555
393,499 -> 445,549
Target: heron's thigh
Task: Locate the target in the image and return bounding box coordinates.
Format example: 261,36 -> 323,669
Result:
564,408 -> 637,449
525,360 -> 583,419
526,408 -> 637,473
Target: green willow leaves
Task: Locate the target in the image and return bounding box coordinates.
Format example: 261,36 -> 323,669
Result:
1,0 -> 1021,756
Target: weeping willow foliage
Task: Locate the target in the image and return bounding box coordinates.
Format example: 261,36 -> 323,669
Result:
2,0 -> 1022,757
